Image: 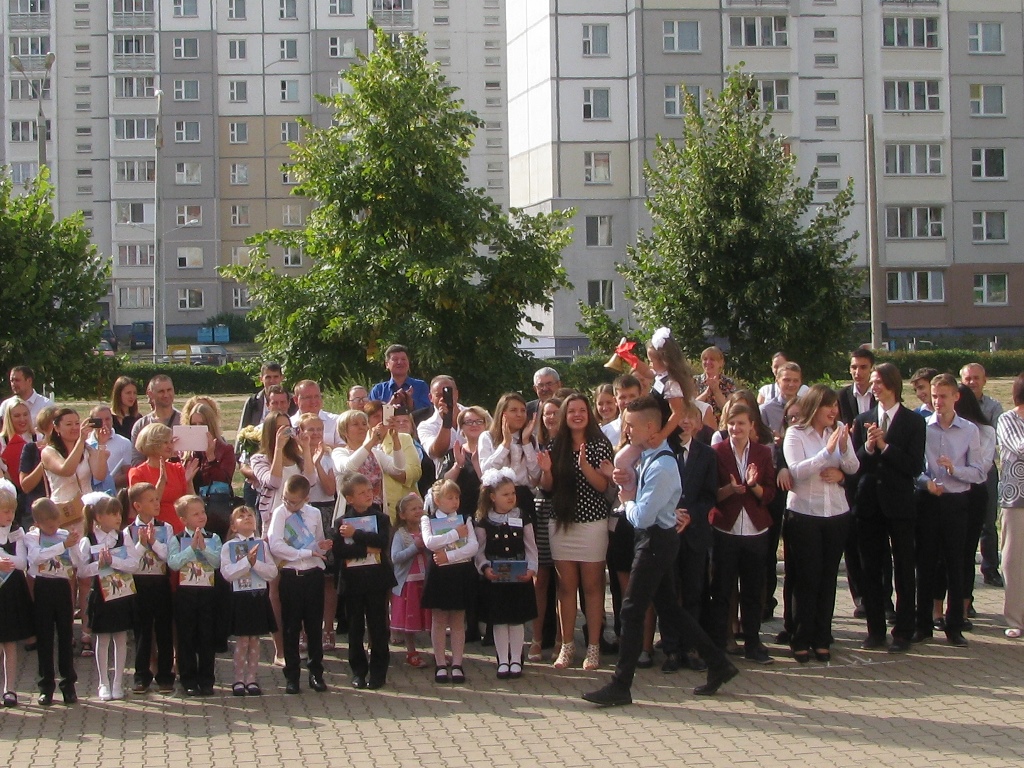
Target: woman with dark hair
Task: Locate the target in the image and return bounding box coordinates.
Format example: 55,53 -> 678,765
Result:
712,391 -> 775,447
782,384 -> 859,662
41,409 -> 109,532
537,393 -> 613,671
997,374 -> 1024,638
109,376 -> 141,439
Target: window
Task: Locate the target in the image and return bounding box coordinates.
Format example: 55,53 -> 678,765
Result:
175,205 -> 202,226
281,121 -> 300,143
281,165 -> 298,185
971,148 -> 1005,180
177,289 -> 204,311
228,39 -> 246,59
117,244 -> 155,267
116,202 -> 147,224
587,280 -> 614,311
280,80 -> 299,102
583,88 -> 610,120
887,271 -> 944,303
230,246 -> 251,266
885,206 -> 943,239
816,116 -> 839,130
115,76 -> 155,99
582,23 -> 608,56
664,84 -> 700,117
974,273 -> 1008,305
758,79 -> 789,111
229,163 -> 249,185
115,159 -> 155,182
814,53 -> 837,67
113,117 -> 156,140
173,79 -> 200,101
280,39 -> 298,60
232,287 -> 251,309
970,84 -> 1004,116
328,36 -> 355,58
729,16 -> 787,47
172,0 -> 197,16
485,81 -> 501,90
176,247 -> 203,269
969,22 -> 1003,54
173,37 -> 199,59
585,215 -> 612,247
329,0 -> 353,13
884,144 -> 942,175
119,286 -> 154,309
174,120 -> 200,143
229,80 -> 248,103
113,34 -> 154,55
813,28 -> 837,42
883,79 -> 940,112
882,16 -> 939,48
664,21 -> 699,53
815,90 -> 838,105
229,122 -> 248,144
10,0 -> 51,12
816,153 -> 840,167
227,0 -> 245,19
280,0 -> 297,19
282,204 -> 303,226
230,205 -> 250,226
9,35 -> 50,57
112,1 -> 152,12
584,152 -> 611,184
10,162 -> 37,185
972,211 -> 1007,242
10,78 -> 50,101
283,247 -> 303,267
175,162 -> 201,185
10,120 -> 36,142
816,179 -> 840,192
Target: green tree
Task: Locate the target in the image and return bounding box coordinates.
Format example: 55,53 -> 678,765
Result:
223,29 -> 572,404
0,171 -> 109,388
620,68 -> 860,379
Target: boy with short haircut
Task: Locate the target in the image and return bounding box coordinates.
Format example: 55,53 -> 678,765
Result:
909,368 -> 938,416
268,474 -> 333,694
333,473 -> 395,690
25,498 -> 81,705
167,494 -> 222,696
125,482 -> 176,693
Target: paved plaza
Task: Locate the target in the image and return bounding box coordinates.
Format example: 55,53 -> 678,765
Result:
1,573 -> 1022,768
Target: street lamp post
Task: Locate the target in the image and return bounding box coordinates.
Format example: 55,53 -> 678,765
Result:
9,51 -> 56,171
153,90 -> 166,360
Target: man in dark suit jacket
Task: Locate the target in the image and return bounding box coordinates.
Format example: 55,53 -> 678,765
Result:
852,363 -> 926,652
237,362 -> 297,431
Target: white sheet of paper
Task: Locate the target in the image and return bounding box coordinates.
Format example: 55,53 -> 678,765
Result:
173,425 -> 209,452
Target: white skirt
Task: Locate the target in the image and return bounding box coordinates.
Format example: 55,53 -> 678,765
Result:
549,518 -> 609,564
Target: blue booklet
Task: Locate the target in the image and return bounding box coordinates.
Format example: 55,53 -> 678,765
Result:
97,545 -> 136,601
284,512 -> 316,551
179,534 -> 215,587
130,523 -> 168,575
228,538 -> 268,591
490,559 -> 529,583
429,514 -> 467,553
344,515 -> 379,567
38,533 -> 73,579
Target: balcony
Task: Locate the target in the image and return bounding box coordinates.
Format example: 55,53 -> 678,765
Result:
8,12 -> 50,31
13,54 -> 51,71
113,53 -> 156,70
726,0 -> 788,5
372,9 -> 414,27
112,11 -> 155,29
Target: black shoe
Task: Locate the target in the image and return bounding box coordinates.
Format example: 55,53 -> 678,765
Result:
351,675 -> 368,690
661,653 -> 680,673
694,663 -> 739,696
744,646 -> 773,665
599,636 -> 620,654
984,571 -> 1005,588
132,682 -> 150,695
157,682 -> 176,694
246,683 -> 262,696
309,674 -> 327,693
497,664 -> 511,680
685,651 -> 708,672
509,663 -> 523,679
774,630 -> 791,645
962,619 -> 974,632
946,631 -> 968,648
184,686 -> 201,697
860,635 -> 887,650
61,688 -> 78,705
853,605 -> 867,619
886,609 -> 897,626
366,677 -> 385,690
967,604 -> 978,619
932,617 -> 946,631
888,639 -> 911,654
911,630 -> 932,644
285,680 -> 301,695
814,649 -> 831,663
198,685 -> 215,697
37,692 -> 53,706
635,652 -> 654,669
582,682 -> 632,707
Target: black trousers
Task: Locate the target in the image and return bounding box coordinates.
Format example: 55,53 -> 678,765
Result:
764,493 -> 786,614
858,512 -> 916,641
980,466 -> 1001,577
709,529 -> 768,651
280,568 -> 326,683
345,589 -> 391,682
175,587 -> 216,689
786,511 -> 850,651
133,575 -> 175,687
613,526 -> 727,689
676,541 -> 708,626
34,577 -> 76,694
916,491 -> 969,634
961,482 -> 988,602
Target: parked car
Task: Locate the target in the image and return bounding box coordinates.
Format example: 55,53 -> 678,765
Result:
100,328 -> 119,352
94,340 -> 116,357
129,321 -> 153,350
165,345 -> 232,366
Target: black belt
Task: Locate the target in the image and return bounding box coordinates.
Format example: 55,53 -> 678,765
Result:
283,567 -> 322,576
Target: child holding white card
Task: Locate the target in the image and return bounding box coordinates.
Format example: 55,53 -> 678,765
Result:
221,505 -> 278,696
75,492 -> 139,701
0,483 -> 32,707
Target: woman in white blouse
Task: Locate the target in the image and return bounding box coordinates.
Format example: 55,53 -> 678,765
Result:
477,392 -> 540,516
782,384 -> 859,663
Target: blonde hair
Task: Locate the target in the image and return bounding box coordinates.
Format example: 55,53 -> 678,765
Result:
430,479 -> 460,501
0,399 -> 29,441
337,409 -> 369,445
396,493 -> 423,521
174,494 -> 205,519
183,401 -> 222,441
229,505 -> 257,535
135,422 -> 173,457
0,488 -> 16,511
32,498 -> 60,524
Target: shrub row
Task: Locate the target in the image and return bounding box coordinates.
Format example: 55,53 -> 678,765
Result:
59,359 -> 258,400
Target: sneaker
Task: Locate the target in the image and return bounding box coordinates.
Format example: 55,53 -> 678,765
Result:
97,685 -> 112,702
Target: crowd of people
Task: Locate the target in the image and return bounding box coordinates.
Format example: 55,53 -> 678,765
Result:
0,335 -> 1021,709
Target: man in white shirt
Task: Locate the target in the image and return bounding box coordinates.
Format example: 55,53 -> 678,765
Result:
291,380 -> 341,448
88,405 -> 134,491
417,375 -> 464,471
0,365 -> 54,427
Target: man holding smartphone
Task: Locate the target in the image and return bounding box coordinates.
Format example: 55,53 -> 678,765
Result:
87,405 -> 134,491
417,376 -> 463,472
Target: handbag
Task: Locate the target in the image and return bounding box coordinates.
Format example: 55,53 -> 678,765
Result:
199,481 -> 242,540
56,495 -> 85,527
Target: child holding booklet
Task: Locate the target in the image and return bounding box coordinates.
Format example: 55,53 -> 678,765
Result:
125,482 -> 176,694
421,478 -> 479,684
474,469 -> 537,679
167,494 -> 223,696
0,482 -> 32,707
390,493 -> 431,668
75,492 -> 139,701
333,472 -> 395,690
221,505 -> 278,696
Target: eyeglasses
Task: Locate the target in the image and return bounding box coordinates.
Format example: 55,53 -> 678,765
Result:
462,419 -> 485,426
348,397 -> 368,404
785,414 -> 800,423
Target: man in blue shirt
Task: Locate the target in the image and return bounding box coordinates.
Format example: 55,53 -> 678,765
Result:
583,397 -> 737,707
368,345 -> 431,413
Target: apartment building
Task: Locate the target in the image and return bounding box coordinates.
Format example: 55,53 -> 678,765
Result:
508,1 -> 1024,356
1,0 -> 508,337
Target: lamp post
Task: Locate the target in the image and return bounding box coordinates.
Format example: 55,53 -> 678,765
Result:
153,90 -> 166,360
9,51 -> 55,171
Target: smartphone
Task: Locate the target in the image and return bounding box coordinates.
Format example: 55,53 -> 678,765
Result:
87,417 -> 103,428
382,404 -> 396,422
441,386 -> 454,429
282,427 -> 296,439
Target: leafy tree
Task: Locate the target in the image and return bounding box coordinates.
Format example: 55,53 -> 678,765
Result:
0,171 -> 108,388
620,67 -> 860,379
575,302 -> 627,356
223,29 -> 572,404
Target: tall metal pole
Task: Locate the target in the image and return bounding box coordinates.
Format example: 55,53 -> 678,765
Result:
10,52 -> 55,172
865,114 -> 884,350
153,90 -> 166,360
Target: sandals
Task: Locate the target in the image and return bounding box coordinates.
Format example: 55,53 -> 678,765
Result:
79,634 -> 94,658
553,643 -> 575,669
450,665 -> 466,684
434,665 -> 449,684
322,631 -> 336,651
232,682 -> 247,697
406,652 -> 428,668
582,643 -> 601,671
246,683 -> 262,696
527,641 -> 543,662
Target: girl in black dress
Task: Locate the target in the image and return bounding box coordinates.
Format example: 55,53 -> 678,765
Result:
0,483 -> 33,707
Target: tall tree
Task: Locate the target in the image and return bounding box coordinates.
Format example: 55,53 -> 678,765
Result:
620,68 -> 860,379
0,171 -> 108,387
223,29 -> 572,403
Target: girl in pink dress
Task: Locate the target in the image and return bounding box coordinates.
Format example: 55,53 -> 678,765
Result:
390,493 -> 431,668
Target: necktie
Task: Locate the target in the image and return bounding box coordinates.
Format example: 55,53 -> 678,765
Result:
881,412 -> 890,433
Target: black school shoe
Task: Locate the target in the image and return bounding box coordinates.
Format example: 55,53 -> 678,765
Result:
582,682 -> 632,708
366,677 -> 386,690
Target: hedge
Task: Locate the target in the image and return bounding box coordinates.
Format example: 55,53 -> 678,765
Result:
59,359 -> 258,400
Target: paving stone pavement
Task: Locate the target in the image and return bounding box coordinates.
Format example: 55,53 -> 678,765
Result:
1,575 -> 1022,767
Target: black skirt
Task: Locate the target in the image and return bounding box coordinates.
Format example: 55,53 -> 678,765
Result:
0,570 -> 34,642
87,578 -> 135,634
229,589 -> 277,637
479,579 -> 537,625
421,559 -> 478,611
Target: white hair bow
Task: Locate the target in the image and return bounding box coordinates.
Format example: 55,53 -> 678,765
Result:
81,491 -> 113,508
651,327 -> 672,350
480,467 -> 517,488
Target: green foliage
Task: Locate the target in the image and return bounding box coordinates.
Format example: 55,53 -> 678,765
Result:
222,28 -> 573,407
620,68 -> 861,381
201,311 -> 263,344
0,171 -> 108,385
575,303 -> 628,355
59,361 -> 256,400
